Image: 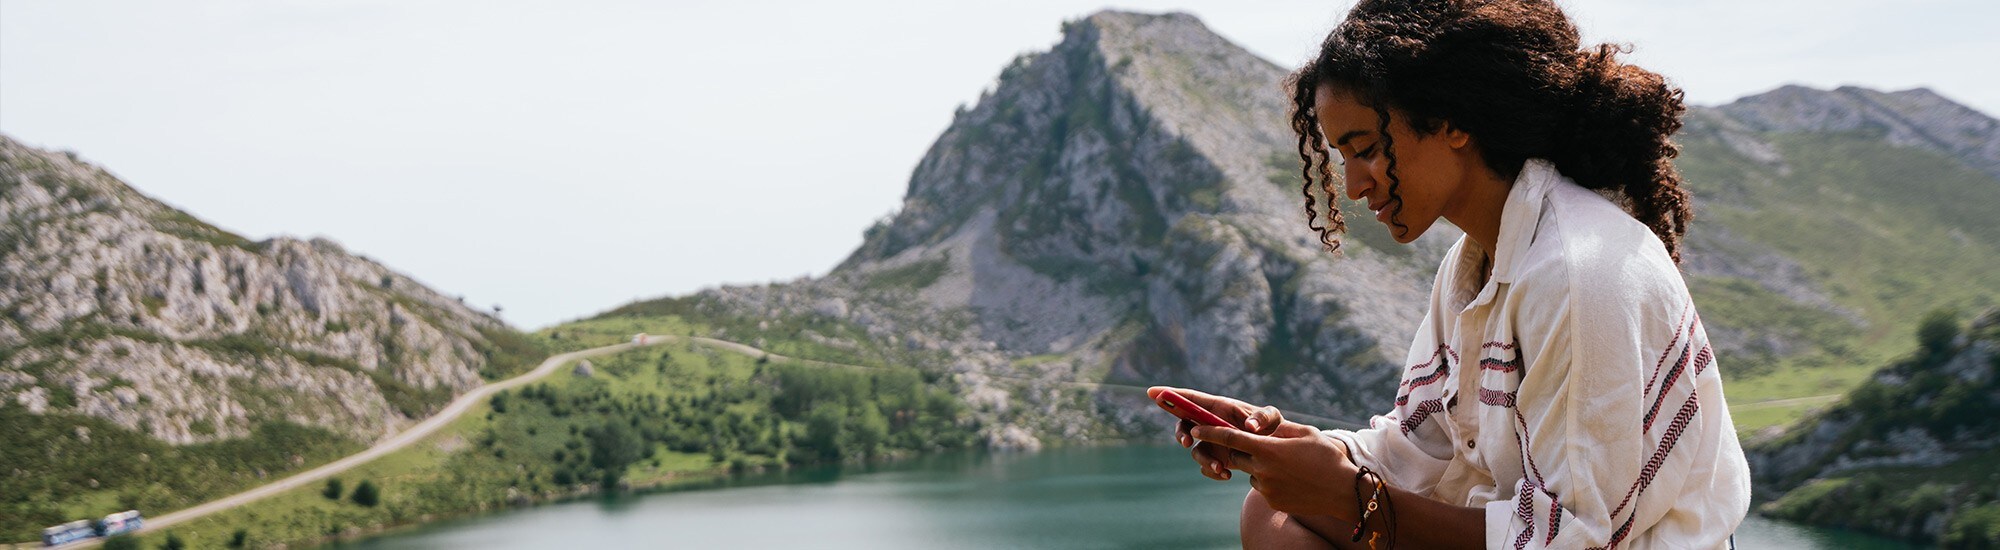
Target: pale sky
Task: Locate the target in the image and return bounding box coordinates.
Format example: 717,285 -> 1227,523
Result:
4,0 -> 1995,330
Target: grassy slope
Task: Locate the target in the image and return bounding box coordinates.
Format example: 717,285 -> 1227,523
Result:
1677,130 -> 2000,434
113,333 -> 975,548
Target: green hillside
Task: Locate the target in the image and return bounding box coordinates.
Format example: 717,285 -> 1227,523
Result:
1678,124 -> 2000,432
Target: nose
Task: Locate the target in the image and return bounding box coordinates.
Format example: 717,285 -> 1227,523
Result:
1341,161 -> 1373,201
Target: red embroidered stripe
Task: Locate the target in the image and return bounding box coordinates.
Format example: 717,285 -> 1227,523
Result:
1641,302 -> 1693,399
1399,398 -> 1445,435
1642,337 -> 1694,434
1691,345 -> 1713,376
1401,344 -> 1456,386
1480,387 -> 1517,408
1596,392 -> 1701,550
1481,357 -> 1522,373
1515,488 -> 1537,550
1402,361 -> 1452,390
1548,499 -> 1563,545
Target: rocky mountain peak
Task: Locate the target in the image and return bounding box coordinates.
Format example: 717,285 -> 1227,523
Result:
0,135 -> 540,445
721,10 -> 1450,438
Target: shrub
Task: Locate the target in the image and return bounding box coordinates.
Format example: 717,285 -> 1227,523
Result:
351,480 -> 380,507
1919,308 -> 1961,355
322,477 -> 343,500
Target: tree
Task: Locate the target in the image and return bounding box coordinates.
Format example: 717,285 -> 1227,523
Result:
1918,308 -> 1961,355
351,479 -> 380,507
590,420 -> 644,480
160,533 -> 186,550
322,477 -> 344,500
227,529 -> 249,549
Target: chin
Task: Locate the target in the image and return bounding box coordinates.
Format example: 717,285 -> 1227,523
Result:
1386,219 -> 1432,244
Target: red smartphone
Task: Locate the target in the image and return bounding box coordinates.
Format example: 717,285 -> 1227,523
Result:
1152,388 -> 1242,429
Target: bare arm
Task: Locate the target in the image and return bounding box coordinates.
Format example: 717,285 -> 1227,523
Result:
1192,422 -> 1485,549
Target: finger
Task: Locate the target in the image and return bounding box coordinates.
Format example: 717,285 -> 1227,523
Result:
1228,447 -> 1259,475
1175,418 -> 1195,448
1190,425 -> 1282,453
1192,444 -> 1228,480
1199,440 -> 1233,470
1247,405 -> 1284,434
1271,419 -> 1322,438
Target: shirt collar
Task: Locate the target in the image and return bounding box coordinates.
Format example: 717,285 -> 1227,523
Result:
1461,158 -> 1559,309
1491,158 -> 1559,285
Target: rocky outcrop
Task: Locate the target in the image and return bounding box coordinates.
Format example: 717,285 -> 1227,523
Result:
1718,85 -> 2000,180
1747,310 -> 2000,544
0,135 -> 532,444
1749,310 -> 2000,490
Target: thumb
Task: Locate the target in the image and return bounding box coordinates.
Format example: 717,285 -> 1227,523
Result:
1189,425 -> 1280,454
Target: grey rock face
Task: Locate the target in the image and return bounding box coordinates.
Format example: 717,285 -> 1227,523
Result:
0,135 -> 520,444
1718,85 -> 2000,180
680,12 -> 1451,448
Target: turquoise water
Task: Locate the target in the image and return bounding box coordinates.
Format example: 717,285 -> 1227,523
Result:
339,446 -> 1919,549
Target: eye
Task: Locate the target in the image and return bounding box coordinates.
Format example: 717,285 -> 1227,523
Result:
1355,143 -> 1379,159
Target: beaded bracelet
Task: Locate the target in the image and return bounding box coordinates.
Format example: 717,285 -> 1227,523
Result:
1349,466 -> 1397,549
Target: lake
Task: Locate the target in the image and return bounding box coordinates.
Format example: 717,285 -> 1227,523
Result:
340,445 -> 1919,549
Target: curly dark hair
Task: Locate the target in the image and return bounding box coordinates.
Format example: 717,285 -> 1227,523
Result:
1286,0 -> 1693,263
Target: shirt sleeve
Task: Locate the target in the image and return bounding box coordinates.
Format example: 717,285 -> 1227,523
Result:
1321,309 -> 1456,497
1483,272 -> 1728,548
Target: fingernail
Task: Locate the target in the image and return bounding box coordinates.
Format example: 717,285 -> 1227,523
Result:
1178,433 -> 1189,447
1246,418 -> 1261,431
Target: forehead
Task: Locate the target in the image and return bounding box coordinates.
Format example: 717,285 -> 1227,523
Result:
1312,85 -> 1381,138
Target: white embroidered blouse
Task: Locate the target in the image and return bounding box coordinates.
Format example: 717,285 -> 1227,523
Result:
1323,159 -> 1751,549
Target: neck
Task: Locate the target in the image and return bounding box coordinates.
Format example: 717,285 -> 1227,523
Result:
1443,168 -> 1514,270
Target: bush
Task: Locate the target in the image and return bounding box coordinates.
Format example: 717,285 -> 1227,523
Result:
160,533 -> 186,550
322,477 -> 343,500
1919,308 -> 1961,355
102,536 -> 139,550
227,529 -> 249,549
351,480 -> 380,507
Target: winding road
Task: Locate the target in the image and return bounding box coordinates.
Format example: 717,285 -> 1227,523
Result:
35,337 -> 671,549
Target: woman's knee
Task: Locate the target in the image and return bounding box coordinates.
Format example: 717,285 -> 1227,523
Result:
1241,488 -> 1293,548
1241,488 -> 1343,550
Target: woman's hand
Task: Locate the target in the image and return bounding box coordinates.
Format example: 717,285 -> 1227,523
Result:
1146,387 -> 1286,481
1190,420 -> 1362,522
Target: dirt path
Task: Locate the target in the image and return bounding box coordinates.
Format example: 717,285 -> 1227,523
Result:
39,338 -> 658,549
1729,393 -> 1843,411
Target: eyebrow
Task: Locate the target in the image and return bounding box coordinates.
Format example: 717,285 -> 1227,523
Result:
1333,130 -> 1369,147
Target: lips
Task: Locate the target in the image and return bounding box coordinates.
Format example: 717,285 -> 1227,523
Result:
1367,199 -> 1390,222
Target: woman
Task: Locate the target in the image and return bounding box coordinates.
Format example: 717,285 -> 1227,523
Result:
1154,0 -> 1751,547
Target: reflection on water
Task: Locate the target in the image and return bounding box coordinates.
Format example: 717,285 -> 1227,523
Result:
339,446 -> 1918,549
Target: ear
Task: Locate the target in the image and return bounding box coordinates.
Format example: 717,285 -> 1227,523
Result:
1442,122 -> 1472,149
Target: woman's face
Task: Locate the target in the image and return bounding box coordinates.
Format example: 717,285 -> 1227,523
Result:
1312,85 -> 1477,243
